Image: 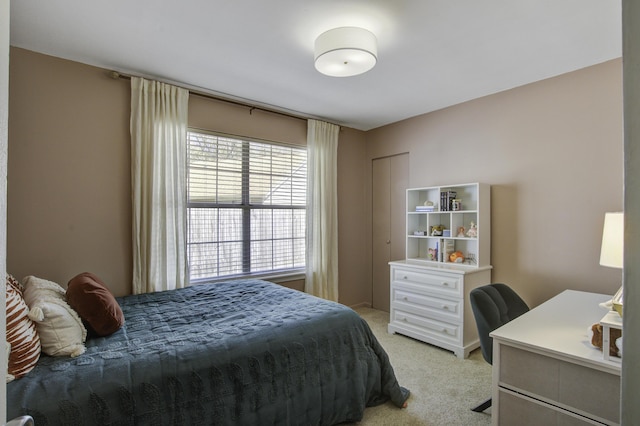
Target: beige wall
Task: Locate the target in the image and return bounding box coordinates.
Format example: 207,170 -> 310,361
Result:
7,47 -> 370,303
8,48 -> 132,296
7,47 -> 624,308
367,59 -> 624,306
336,127 -> 369,305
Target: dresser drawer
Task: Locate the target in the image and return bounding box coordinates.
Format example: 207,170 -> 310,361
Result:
392,286 -> 462,323
499,345 -> 620,424
392,309 -> 460,343
392,267 -> 462,298
498,388 -> 603,426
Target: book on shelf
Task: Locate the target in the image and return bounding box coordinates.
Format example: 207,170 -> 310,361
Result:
415,206 -> 435,212
444,239 -> 455,261
439,190 -> 457,211
446,190 -> 457,211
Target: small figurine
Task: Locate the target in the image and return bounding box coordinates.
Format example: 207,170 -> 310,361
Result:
428,247 -> 437,260
466,222 -> 478,238
457,226 -> 465,238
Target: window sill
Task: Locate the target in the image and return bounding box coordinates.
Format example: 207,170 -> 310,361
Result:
191,270 -> 306,286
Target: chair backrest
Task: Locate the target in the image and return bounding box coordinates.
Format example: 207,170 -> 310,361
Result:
470,283 -> 530,365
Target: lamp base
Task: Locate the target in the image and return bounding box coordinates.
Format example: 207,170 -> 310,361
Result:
612,285 -> 623,317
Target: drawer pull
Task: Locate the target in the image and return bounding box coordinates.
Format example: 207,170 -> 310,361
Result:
403,275 -> 408,280
442,305 -> 449,310
442,282 -> 449,287
403,296 -> 409,301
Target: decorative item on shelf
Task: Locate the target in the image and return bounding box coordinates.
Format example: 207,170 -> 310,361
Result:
428,247 -> 438,261
466,222 -> 478,238
599,212 -> 624,317
413,230 -> 427,236
431,225 -> 444,236
465,253 -> 477,264
443,229 -> 451,237
416,201 -> 435,212
449,251 -> 465,263
451,199 -> 462,211
457,226 -> 465,238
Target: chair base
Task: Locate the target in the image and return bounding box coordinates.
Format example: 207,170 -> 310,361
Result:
471,397 -> 492,412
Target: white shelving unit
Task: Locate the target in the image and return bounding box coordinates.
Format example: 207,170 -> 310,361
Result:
388,183 -> 492,358
405,183 -> 490,268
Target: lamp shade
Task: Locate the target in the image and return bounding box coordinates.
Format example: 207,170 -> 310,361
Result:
314,27 -> 377,77
599,212 -> 623,268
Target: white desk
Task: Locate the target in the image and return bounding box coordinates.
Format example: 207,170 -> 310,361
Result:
490,290 -> 621,425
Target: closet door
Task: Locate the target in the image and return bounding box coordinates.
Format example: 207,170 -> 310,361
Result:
372,153 -> 409,311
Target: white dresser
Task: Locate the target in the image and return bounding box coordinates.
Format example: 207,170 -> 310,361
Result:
491,290 -> 620,425
388,260 -> 492,358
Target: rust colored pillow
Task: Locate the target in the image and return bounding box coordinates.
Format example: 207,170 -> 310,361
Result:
66,272 -> 124,337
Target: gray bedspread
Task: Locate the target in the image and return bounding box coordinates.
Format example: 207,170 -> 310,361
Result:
7,279 -> 409,425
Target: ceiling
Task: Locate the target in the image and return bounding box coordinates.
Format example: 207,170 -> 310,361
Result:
10,1 -> 622,131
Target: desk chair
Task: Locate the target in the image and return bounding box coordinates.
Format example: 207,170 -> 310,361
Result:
470,283 -> 530,413
6,416 -> 34,426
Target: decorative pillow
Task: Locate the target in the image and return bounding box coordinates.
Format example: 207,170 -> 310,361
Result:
22,276 -> 86,357
66,272 -> 124,337
6,274 -> 41,382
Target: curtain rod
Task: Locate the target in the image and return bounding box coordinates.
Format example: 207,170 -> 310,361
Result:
109,70 -> 316,124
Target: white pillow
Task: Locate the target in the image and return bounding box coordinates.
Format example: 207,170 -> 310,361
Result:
22,276 -> 87,357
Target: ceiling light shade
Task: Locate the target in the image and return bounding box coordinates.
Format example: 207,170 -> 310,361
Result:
314,27 -> 377,77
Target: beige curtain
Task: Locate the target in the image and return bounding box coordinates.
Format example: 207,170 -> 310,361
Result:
130,77 -> 189,294
305,119 -> 339,301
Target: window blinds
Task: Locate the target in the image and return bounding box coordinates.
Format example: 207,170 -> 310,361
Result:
187,132 -> 307,280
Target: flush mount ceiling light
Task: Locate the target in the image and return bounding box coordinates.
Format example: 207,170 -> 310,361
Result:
314,27 -> 378,77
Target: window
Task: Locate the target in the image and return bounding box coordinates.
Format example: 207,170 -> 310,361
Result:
187,131 -> 307,281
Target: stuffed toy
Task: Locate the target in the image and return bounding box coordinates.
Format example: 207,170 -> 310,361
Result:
589,323 -> 622,358
449,251 -> 465,263
431,225 -> 444,236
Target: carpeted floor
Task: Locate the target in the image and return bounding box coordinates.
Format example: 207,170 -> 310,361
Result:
352,307 -> 492,426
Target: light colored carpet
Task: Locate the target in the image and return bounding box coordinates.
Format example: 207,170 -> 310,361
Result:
352,307 -> 492,426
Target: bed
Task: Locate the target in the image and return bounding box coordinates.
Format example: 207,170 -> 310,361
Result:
7,279 -> 409,425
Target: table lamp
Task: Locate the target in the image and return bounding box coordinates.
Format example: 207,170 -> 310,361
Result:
599,212 -> 624,316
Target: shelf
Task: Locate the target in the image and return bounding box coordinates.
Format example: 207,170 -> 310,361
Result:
407,257 -> 480,268
405,183 -> 490,269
